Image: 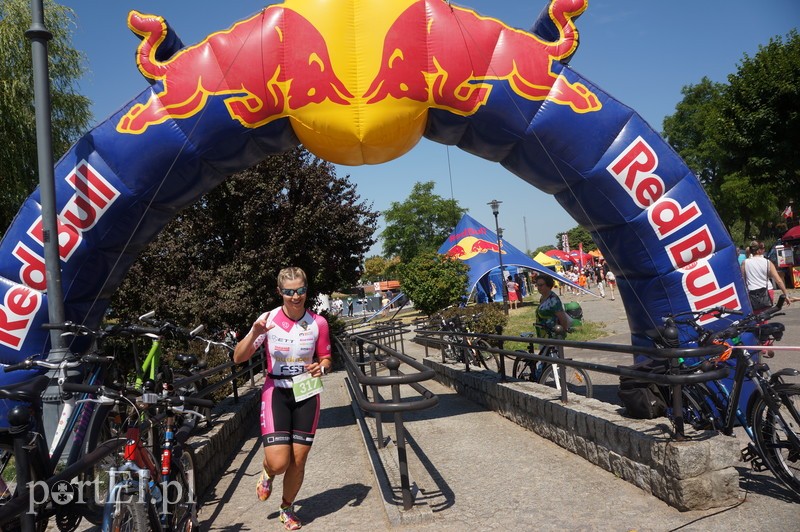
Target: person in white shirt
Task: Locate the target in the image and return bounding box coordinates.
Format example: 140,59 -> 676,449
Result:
741,241 -> 791,311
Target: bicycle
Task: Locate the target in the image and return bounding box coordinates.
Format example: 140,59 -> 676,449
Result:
646,297 -> 800,498
511,322 -> 593,398
63,380 -> 210,531
0,318 -> 148,531
0,351 -> 125,531
438,313 -> 498,371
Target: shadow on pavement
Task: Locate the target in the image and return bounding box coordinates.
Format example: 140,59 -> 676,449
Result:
271,483 -> 373,526
200,423 -> 263,530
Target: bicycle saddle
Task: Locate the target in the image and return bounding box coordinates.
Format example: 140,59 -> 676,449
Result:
645,326 -> 679,347
175,353 -> 198,366
0,375 -> 50,404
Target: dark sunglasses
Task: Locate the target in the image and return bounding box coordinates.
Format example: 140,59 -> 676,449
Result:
279,286 -> 308,297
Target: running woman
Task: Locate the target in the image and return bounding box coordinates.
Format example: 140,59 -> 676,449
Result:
233,267 -> 332,530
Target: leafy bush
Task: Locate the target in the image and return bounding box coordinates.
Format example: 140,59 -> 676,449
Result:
397,252 -> 469,315
436,303 -> 508,342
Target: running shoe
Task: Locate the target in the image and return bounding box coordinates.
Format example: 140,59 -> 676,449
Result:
279,505 -> 302,530
256,470 -> 273,501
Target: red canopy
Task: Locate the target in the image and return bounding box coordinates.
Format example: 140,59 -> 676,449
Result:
569,250 -> 594,266
545,249 -> 572,262
783,225 -> 800,242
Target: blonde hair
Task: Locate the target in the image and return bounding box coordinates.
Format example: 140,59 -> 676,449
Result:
277,266 -> 307,288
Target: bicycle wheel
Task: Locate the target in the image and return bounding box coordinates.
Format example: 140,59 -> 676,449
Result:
678,384 -> 716,431
81,405 -> 153,524
110,496 -> 149,532
513,354 -> 536,382
442,335 -> 462,363
539,363 -> 593,398
750,383 -> 800,497
473,340 -> 499,372
0,438 -> 48,532
166,447 -> 197,531
173,370 -> 212,430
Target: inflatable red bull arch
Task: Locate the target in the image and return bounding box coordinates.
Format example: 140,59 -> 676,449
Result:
0,0 -> 748,392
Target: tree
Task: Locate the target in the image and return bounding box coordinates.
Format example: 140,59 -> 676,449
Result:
362,255 -> 400,282
663,31 -> 800,242
381,181 -> 466,262
0,0 -> 92,235
719,30 -> 800,239
662,78 -> 726,193
721,31 -> 800,192
397,252 -> 468,315
110,149 -> 378,332
556,226 -> 596,251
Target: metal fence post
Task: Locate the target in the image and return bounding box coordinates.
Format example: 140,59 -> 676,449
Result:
365,344 -> 384,447
386,355 -> 413,510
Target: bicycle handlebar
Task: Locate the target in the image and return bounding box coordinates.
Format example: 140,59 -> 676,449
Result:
61,381 -> 214,409
661,295 -> 786,347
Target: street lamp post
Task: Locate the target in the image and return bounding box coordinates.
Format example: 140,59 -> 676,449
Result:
488,200 -> 508,315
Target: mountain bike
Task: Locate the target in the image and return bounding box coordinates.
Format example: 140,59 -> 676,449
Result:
438,314 -> 498,371
512,322 -> 593,398
64,380 -> 210,531
0,349 -> 125,532
646,297 -> 800,498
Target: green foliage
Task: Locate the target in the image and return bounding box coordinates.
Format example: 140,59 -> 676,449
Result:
663,30 -> 800,242
555,227 -> 596,251
397,251 -> 468,315
362,255 -> 400,282
437,303 -> 508,339
0,0 -> 91,236
110,149 -> 378,333
530,245 -> 556,258
381,181 -> 466,261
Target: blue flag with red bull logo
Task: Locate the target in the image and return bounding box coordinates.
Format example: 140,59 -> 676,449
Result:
438,214 -> 585,297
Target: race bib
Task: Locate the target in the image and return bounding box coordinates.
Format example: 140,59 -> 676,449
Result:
291,373 -> 323,401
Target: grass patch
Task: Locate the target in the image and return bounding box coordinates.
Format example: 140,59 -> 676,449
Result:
502,303 -> 608,351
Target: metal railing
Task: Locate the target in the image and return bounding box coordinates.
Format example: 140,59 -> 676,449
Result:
172,350 -> 266,404
415,328 -> 729,439
334,325 -> 438,510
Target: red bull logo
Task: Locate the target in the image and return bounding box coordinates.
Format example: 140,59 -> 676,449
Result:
115,0 -> 600,164
446,236 -> 506,261
364,0 -> 601,116
117,6 -> 353,134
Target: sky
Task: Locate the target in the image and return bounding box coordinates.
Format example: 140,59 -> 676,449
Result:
56,0 -> 799,256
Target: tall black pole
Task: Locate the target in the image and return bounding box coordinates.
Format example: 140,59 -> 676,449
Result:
488,200 -> 508,315
27,0 -> 67,348
27,0 -> 70,444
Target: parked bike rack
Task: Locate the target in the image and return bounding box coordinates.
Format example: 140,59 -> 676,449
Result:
335,326 -> 438,510
415,328 -> 730,439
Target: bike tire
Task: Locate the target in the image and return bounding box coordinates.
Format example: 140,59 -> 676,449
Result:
539,363 -> 593,398
0,438 -> 49,532
750,383 -> 800,498
442,335 -> 462,363
81,404 -> 155,525
167,447 -> 197,531
678,384 -> 717,431
173,370 -> 212,430
110,496 -> 149,532
513,354 -> 536,381
473,340 -> 499,372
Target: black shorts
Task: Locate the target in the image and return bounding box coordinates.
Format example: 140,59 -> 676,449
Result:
260,383 -> 320,447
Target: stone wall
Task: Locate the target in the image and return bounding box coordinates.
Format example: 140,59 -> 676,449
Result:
424,358 -> 742,511
188,379 -> 262,496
